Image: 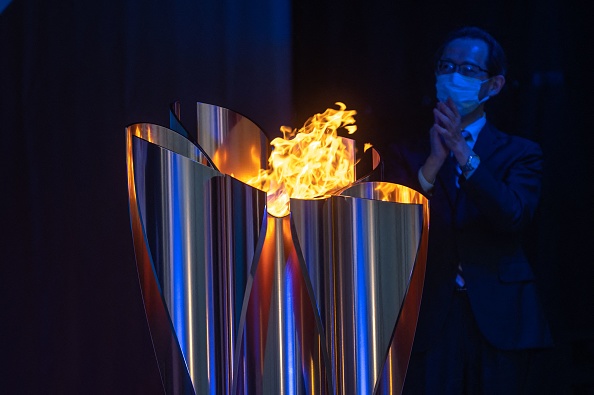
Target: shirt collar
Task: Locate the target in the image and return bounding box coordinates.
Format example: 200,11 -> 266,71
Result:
463,114 -> 486,149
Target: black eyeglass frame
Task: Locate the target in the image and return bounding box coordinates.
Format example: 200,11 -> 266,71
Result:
435,59 -> 490,77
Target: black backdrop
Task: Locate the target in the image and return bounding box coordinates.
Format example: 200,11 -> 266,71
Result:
2,0 -> 592,393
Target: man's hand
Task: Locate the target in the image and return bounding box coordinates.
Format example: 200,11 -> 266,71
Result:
421,124 -> 449,185
432,98 -> 472,166
433,98 -> 463,149
428,125 -> 448,163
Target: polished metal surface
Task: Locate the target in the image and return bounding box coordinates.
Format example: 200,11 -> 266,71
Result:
127,121 -> 266,394
340,182 -> 429,395
289,198 -> 328,322
205,175 -> 266,394
233,214 -> 331,394
324,190 -> 421,394
127,103 -> 428,395
129,123 -> 205,162
196,102 -> 269,184
126,128 -> 197,395
169,103 -> 218,170
289,182 -> 429,395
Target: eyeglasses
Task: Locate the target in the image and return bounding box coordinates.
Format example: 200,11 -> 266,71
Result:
436,60 -> 489,78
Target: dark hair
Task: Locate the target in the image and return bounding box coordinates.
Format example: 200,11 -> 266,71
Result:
435,26 -> 507,76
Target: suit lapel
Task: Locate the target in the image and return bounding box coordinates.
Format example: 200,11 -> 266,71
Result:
472,122 -> 501,163
455,122 -> 504,226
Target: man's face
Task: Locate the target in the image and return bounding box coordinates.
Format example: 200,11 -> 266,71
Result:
440,38 -> 492,100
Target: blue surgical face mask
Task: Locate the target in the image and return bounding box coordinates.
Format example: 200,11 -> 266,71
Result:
435,73 -> 490,116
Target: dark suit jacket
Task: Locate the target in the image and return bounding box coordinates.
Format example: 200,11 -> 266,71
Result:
384,122 -> 552,351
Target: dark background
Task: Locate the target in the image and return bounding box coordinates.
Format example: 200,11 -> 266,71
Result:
1,0 -> 591,393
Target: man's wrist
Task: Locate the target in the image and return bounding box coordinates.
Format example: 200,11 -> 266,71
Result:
425,154 -> 445,171
418,167 -> 434,192
460,154 -> 480,177
453,144 -> 472,167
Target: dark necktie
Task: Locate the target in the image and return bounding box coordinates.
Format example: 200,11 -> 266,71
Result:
455,130 -> 472,288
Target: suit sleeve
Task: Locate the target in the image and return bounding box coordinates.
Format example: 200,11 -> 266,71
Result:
460,139 -> 543,233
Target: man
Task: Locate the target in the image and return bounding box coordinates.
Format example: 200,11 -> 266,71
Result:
384,27 -> 552,394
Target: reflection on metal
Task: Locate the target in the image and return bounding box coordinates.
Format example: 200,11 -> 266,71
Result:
205,175 -> 267,393
169,102 -> 218,170
126,103 -> 428,394
126,127 -> 197,395
339,182 -> 429,394
234,214 -> 331,394
290,199 -> 328,322
127,121 -> 266,394
196,102 -> 269,184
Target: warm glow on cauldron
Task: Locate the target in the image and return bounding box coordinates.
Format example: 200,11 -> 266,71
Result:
247,102 -> 358,217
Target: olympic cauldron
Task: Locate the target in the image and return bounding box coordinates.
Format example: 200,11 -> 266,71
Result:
126,103 -> 429,394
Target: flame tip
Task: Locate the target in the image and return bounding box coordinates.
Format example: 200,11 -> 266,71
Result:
247,101 -> 360,216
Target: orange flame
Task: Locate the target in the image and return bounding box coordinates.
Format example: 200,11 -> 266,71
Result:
247,102 -> 357,217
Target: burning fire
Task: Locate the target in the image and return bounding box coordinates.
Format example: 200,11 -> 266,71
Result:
247,102 -> 358,217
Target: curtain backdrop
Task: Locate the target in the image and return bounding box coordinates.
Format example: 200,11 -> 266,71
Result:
1,0 -> 291,393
